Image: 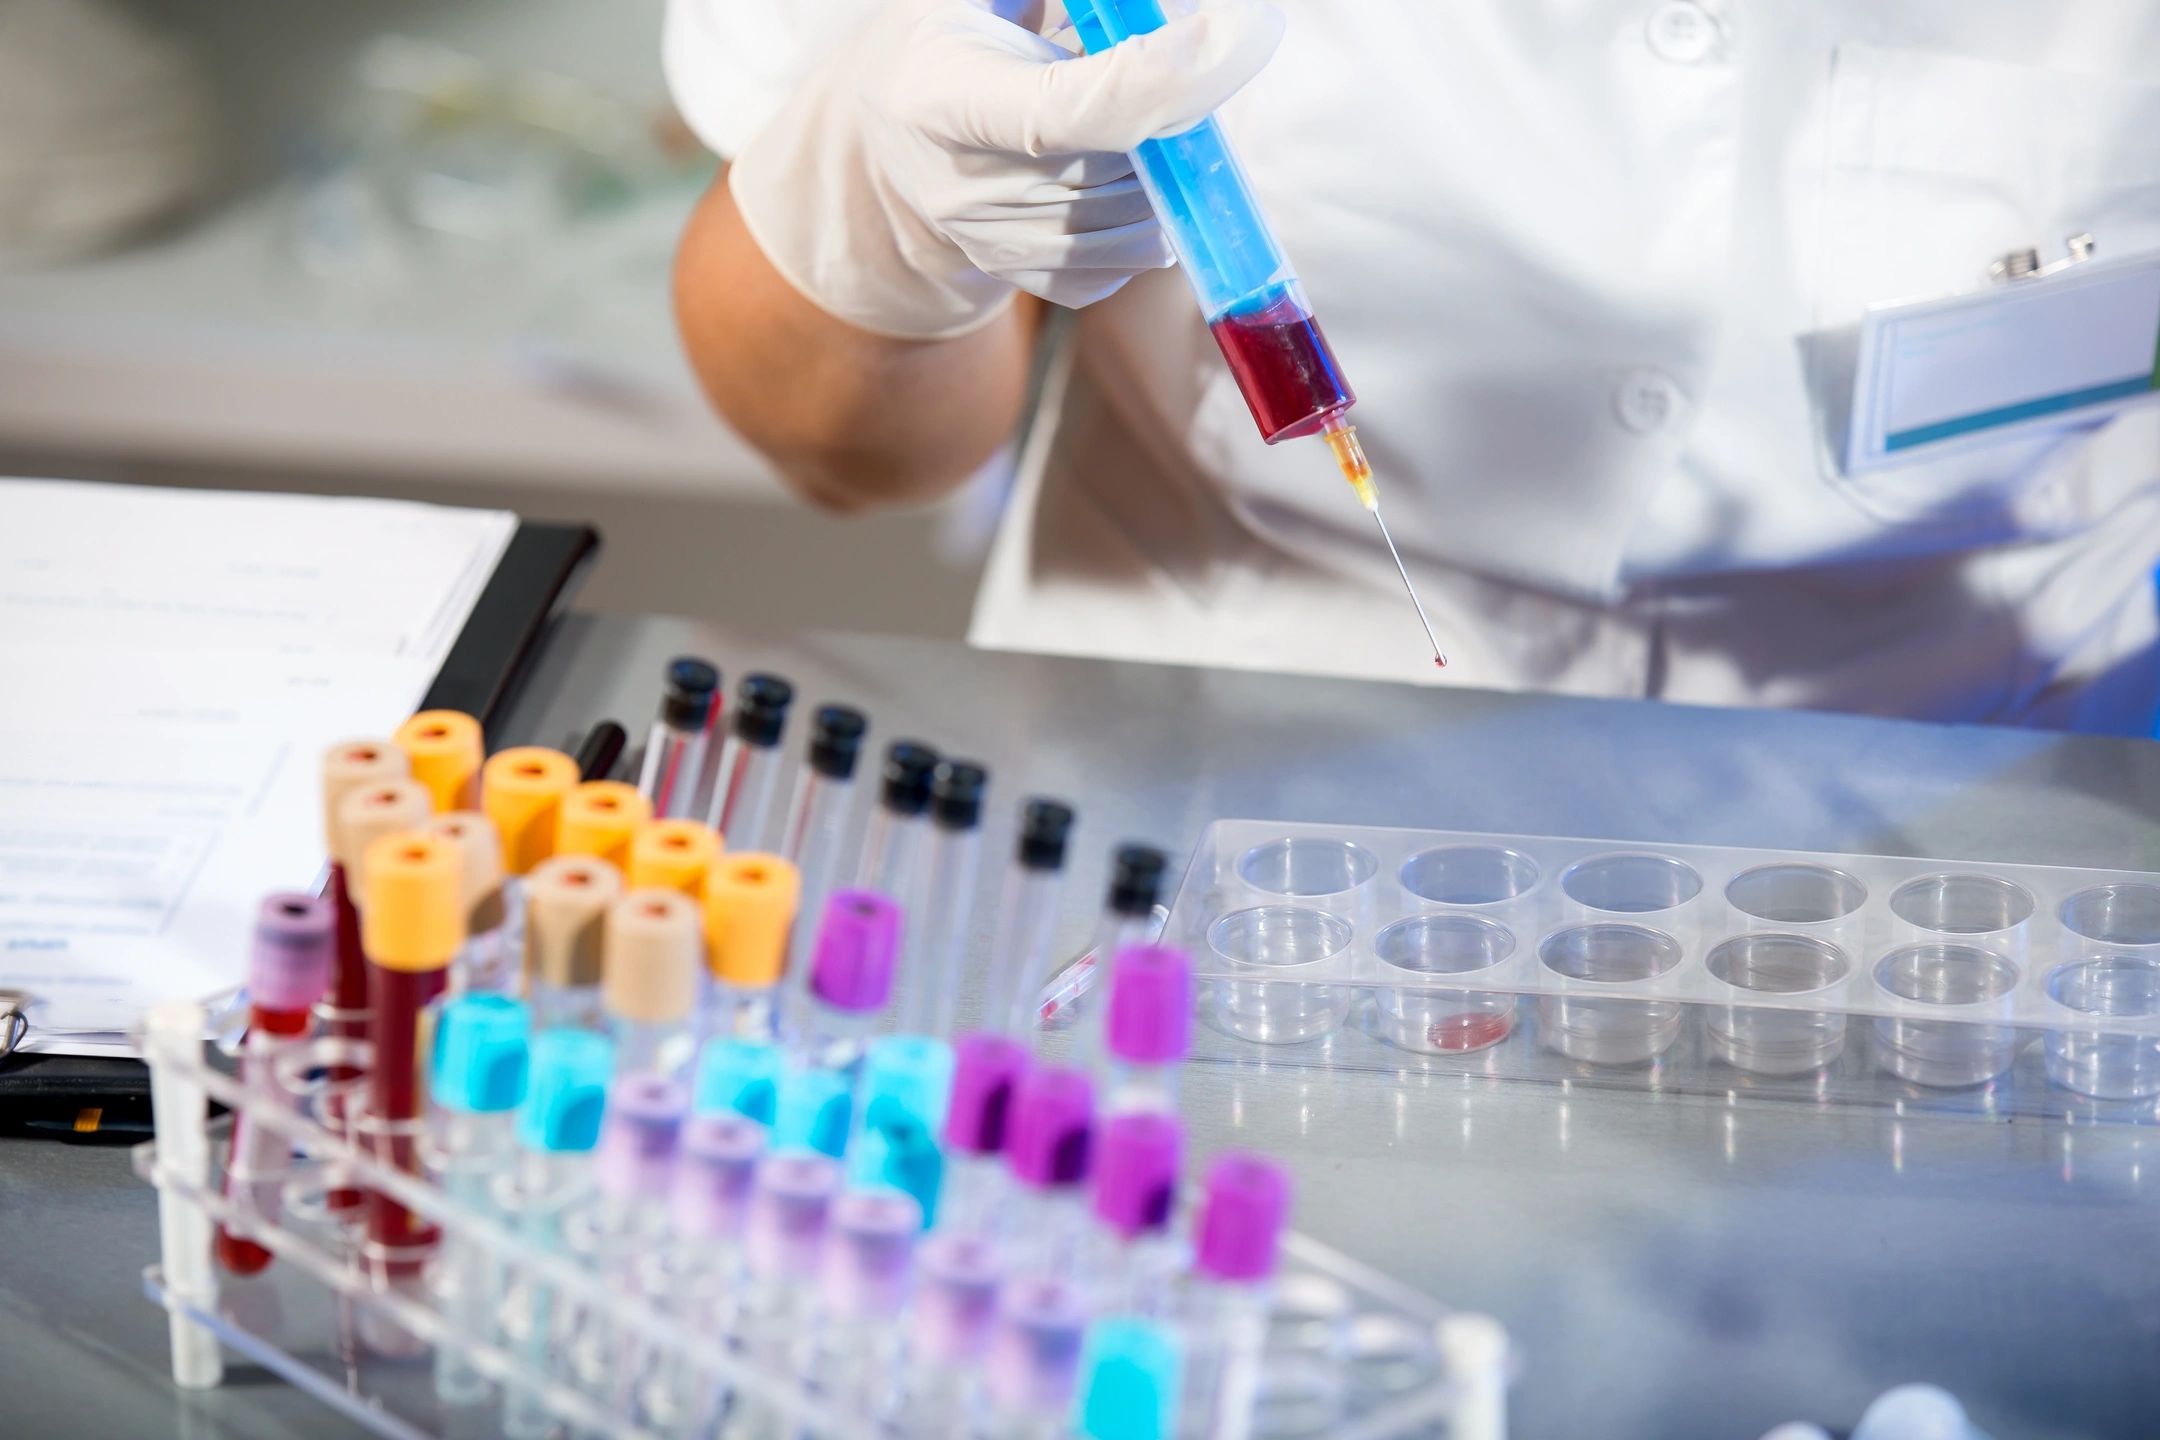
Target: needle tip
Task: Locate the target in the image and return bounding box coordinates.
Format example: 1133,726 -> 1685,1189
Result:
1433,654 -> 1448,670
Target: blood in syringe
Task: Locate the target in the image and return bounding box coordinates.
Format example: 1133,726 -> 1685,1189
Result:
1207,287 -> 1355,444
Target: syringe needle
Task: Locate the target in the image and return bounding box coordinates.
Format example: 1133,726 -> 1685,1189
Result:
1368,502 -> 1448,669
1321,420 -> 1449,670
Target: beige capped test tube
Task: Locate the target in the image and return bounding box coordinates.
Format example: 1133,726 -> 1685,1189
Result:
603,888 -> 702,1076
483,747 -> 579,877
629,818 -> 724,898
395,710 -> 485,813
525,853 -> 624,1029
557,781 -> 652,870
426,812 -> 509,993
320,740 -> 410,1025
703,853 -> 801,1039
336,780 -> 436,906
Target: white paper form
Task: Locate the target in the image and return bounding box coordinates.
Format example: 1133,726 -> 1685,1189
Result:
0,479 -> 517,1054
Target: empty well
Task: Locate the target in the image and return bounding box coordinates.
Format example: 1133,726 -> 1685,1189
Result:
1560,853 -> 1702,914
1208,905 -> 1354,1044
1237,839 -> 1378,898
1398,845 -> 1540,906
1888,874 -> 2034,936
1704,934 -> 1851,1074
2059,884 -> 2160,948
2044,956 -> 2160,1100
1725,864 -> 1866,925
1370,915 -> 1517,1054
1872,944 -> 2022,1087
1538,924 -> 1685,1064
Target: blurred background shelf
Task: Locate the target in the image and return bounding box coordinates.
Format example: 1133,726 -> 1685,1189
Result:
0,0 -> 989,633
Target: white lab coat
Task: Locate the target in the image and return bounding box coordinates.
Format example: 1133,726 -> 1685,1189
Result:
666,0 -> 2160,731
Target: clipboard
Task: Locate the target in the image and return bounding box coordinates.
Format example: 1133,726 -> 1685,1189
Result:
0,516 -> 599,1125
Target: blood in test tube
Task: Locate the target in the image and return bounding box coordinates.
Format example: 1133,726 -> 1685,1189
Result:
1206,284 -> 1356,444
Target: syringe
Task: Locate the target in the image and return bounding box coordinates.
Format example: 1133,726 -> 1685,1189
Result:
1064,0 -> 1447,668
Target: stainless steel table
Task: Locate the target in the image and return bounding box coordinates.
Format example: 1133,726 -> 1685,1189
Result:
5,616 -> 2157,1439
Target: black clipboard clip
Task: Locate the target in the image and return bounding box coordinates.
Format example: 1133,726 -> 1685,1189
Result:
0,991 -> 29,1060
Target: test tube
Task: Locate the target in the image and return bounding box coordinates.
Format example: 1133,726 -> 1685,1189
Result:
523,854 -> 624,1030
1098,944 -> 1194,1118
708,673 -> 797,852
772,890 -> 901,1158
780,705 -> 870,1016
703,852 -> 802,1041
850,1035 -> 958,1221
984,800 -> 1080,1038
803,1189 -> 922,1423
727,1153 -> 844,1432
855,740 -> 938,895
215,892 -> 334,1276
1086,1112 -> 1183,1318
572,1074 -> 691,1420
901,759 -> 989,1037
557,780 -> 653,870
429,994 -> 532,1405
358,829 -> 465,1283
638,657 -> 721,820
940,1032 -> 1030,1240
663,1113 -> 766,1434
1046,844 -> 1171,1052
394,709 -> 485,813
500,1029 -> 615,1440
1180,1154 -> 1291,1440
144,998 -> 222,1390
427,812 -> 510,994
694,1034 -> 784,1127
482,745 -> 580,968
989,1272 -> 1093,1434
602,889 -> 702,1077
628,818 -> 723,899
320,739 -> 409,1047
902,1229 -> 1003,1435
1076,1317 -> 1184,1440
1001,1065 -> 1097,1282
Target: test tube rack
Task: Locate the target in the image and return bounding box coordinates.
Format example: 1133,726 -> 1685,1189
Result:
136,1000 -> 1509,1440
1127,820 -> 2160,1121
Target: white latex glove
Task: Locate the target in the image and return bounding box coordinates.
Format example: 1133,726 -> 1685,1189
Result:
723,0 -> 1285,339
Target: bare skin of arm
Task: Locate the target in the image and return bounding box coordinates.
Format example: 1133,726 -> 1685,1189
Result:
673,173 -> 1044,513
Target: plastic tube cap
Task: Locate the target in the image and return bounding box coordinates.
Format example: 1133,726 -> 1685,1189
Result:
693,1037 -> 783,1126
334,778 -> 433,885
394,710 -> 483,813
704,853 -> 801,988
555,780 -> 652,868
482,747 -> 579,876
1092,1112 -> 1182,1239
943,1032 -> 1028,1156
1105,944 -> 1193,1065
855,1036 -> 955,1216
1195,1153 -> 1290,1283
825,1189 -> 922,1320
432,994 -> 531,1114
747,1152 -> 842,1278
321,739 -> 407,854
524,854 -> 624,989
806,704 -> 867,781
1006,1064 -> 1094,1190
918,1233 -> 1002,1363
248,893 -> 334,1014
602,888 -> 701,1024
731,673 -> 795,748
515,1029 -> 614,1153
1017,797 -> 1077,870
930,759 -> 989,830
662,657 -> 721,728
810,889 -> 901,1013
628,818 -> 723,897
672,1113 -> 765,1238
426,812 -> 505,935
360,831 -> 465,972
1108,844 -> 1171,917
1077,1318 -> 1184,1440
878,741 -> 938,816
991,1274 -> 1089,1413
599,1073 -> 689,1198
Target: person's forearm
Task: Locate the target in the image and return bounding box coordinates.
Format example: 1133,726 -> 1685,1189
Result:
672,174 -> 1039,512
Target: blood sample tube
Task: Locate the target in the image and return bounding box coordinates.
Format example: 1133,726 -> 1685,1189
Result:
483,745 -> 580,964
708,674 -> 796,852
1001,1065 -> 1096,1283
703,852 -> 801,1042
901,759 -> 988,1038
1086,1112 -> 1183,1317
394,709 -> 485,813
638,657 -> 721,820
662,1112 -> 766,1432
320,739 -> 409,1045
722,1153 -> 844,1432
358,829 -> 465,1280
802,1189 -> 922,1422
216,892 -> 334,1275
602,888 -> 702,1078
940,1031 -> 1029,1240
983,800 -> 1080,1038
1098,944 -> 1193,1118
772,889 -> 900,1158
850,1035 -> 956,1221
1180,1154 -> 1291,1440
426,811 -> 509,994
1076,1317 -> 1184,1440
1045,844 -> 1172,1054
627,817 -> 723,899
429,993 -> 532,1404
780,705 -> 869,1015
855,740 -> 937,898
557,780 -> 652,870
523,854 -> 624,1030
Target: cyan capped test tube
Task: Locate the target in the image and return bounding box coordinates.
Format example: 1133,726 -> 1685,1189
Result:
1064,0 -> 1354,443
848,1035 -> 956,1223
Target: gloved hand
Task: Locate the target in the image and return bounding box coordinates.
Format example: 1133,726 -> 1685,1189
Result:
724,0 -> 1284,339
